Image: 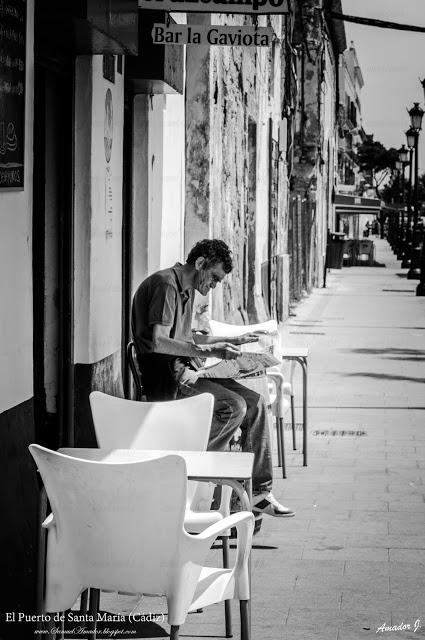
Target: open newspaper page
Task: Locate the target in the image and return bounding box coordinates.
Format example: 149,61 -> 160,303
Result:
196,349 -> 281,379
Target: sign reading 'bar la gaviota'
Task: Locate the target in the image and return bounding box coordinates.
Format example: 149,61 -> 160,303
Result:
139,0 -> 289,14
152,24 -> 274,46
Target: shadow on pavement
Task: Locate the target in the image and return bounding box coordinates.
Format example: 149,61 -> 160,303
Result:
342,372 -> 425,384
340,347 -> 425,357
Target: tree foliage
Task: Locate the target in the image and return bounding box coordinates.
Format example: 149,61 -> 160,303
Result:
382,172 -> 425,206
355,140 -> 399,197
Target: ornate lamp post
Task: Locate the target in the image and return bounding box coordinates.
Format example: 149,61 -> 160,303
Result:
402,128 -> 416,268
416,84 -> 425,294
397,145 -> 410,260
406,104 -> 424,279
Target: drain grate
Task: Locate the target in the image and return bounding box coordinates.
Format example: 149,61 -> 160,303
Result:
312,429 -> 367,437
284,422 -> 304,431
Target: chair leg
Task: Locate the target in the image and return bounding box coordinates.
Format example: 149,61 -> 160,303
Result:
88,588 -> 100,639
170,625 -> 180,640
80,589 -> 89,613
222,537 -> 233,638
278,417 -> 286,479
291,395 -> 296,450
240,600 -> 250,640
276,415 -> 282,467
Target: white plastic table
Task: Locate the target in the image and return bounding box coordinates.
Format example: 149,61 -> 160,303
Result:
58,448 -> 254,511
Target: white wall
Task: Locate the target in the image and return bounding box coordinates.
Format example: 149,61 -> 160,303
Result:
160,94 -> 186,267
0,0 -> 34,412
74,55 -> 124,364
131,94 -> 185,298
131,95 -> 149,295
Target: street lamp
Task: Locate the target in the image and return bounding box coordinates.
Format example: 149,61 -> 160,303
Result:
416,85 -> 425,294
406,127 -> 417,150
408,102 -> 424,130
396,147 -> 409,259
406,107 -> 423,279
401,129 -> 416,267
398,144 -> 409,163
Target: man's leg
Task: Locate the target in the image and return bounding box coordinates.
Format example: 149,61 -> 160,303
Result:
212,378 -> 273,495
212,378 -> 295,518
179,376 -> 294,517
178,378 -> 248,450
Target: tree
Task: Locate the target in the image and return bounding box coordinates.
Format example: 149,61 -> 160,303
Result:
382,171 -> 425,207
355,139 -> 399,197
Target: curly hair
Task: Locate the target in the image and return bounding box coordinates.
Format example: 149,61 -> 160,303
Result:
186,239 -> 233,273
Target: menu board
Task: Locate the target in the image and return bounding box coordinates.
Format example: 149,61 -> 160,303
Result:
0,0 -> 26,189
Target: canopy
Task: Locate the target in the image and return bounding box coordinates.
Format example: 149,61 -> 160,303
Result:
335,194 -> 381,216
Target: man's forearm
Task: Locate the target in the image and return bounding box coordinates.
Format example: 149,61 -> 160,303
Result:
193,333 -> 232,345
153,334 -> 211,357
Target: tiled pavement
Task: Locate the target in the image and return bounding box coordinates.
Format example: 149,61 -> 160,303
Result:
85,239 -> 425,639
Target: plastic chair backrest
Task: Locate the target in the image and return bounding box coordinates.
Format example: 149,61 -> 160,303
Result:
29,445 -> 188,612
89,391 -> 213,451
89,391 -> 215,509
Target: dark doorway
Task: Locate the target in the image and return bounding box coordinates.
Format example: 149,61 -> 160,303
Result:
32,51 -> 74,449
122,90 -> 133,399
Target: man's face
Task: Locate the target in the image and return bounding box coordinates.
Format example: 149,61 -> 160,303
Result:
194,260 -> 227,296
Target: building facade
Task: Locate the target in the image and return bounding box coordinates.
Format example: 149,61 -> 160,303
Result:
0,1 -> 348,632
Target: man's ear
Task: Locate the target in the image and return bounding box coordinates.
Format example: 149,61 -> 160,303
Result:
194,256 -> 206,271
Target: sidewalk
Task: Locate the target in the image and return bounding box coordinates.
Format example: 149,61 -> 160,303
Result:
98,238 -> 425,640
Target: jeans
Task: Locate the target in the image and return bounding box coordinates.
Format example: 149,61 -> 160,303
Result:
178,377 -> 273,494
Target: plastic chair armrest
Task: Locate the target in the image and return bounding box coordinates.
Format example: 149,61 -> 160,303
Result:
216,484 -> 233,519
267,370 -> 292,395
194,511 -> 253,543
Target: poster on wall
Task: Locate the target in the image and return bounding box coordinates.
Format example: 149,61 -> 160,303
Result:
0,0 -> 26,189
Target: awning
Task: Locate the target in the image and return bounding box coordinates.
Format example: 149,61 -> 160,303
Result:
335,194 -> 381,216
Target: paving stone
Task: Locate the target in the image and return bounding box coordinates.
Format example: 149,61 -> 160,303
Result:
302,546 -> 389,561
389,549 -> 425,563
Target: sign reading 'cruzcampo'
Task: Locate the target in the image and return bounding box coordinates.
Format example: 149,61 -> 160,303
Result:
139,0 -> 288,13
152,24 -> 273,46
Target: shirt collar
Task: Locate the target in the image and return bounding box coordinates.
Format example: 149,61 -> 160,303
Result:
172,263 -> 191,299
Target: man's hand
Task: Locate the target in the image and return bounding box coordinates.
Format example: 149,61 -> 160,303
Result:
229,332 -> 264,346
211,342 -> 241,360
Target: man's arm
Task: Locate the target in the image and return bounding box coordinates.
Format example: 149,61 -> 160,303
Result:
193,332 -> 263,346
152,324 -> 241,360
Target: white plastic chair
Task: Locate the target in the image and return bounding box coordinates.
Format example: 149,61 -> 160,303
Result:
208,319 -> 296,478
29,445 -> 254,640
89,391 -> 234,635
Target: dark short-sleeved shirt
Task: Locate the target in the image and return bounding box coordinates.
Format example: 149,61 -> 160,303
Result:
131,263 -> 195,400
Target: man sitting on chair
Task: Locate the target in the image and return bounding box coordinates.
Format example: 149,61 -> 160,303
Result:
131,239 -> 295,518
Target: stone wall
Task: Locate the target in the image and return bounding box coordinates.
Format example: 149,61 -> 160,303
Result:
290,0 -> 341,296
186,14 -> 287,323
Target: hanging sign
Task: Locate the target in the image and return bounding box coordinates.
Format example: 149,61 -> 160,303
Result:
0,0 -> 26,189
140,0 -> 288,14
152,24 -> 273,46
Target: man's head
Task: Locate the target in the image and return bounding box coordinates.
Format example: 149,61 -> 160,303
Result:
186,239 -> 233,296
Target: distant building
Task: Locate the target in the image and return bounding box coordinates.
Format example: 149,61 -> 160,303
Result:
338,41 -> 365,193
335,42 -> 380,238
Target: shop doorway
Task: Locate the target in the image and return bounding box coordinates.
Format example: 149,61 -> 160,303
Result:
32,55 -> 74,449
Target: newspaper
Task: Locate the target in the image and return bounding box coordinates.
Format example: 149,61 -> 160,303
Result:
196,350 -> 281,379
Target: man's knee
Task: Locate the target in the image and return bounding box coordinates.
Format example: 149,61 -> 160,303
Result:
233,395 -> 248,422
215,393 -> 247,425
